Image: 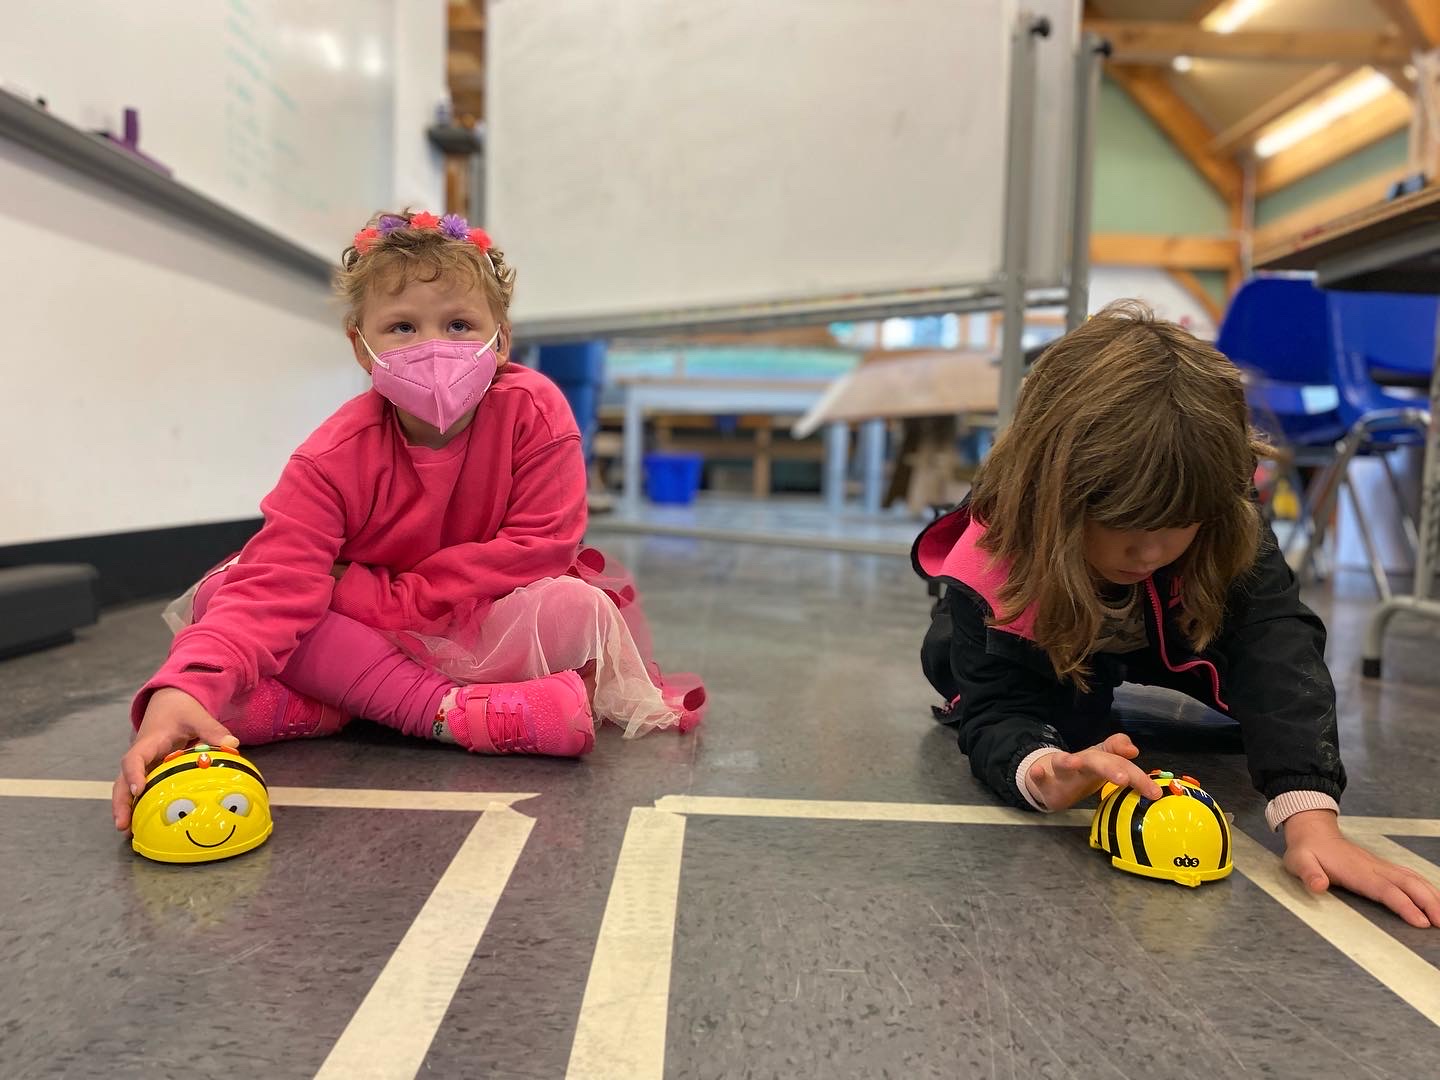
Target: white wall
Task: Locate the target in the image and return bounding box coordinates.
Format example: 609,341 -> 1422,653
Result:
1088,267 -> 1219,340
0,139 -> 367,547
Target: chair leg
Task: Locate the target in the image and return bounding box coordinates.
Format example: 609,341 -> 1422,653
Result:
1282,464 -> 1324,578
1376,450 -> 1421,554
1343,473 -> 1393,602
1291,435 -> 1362,582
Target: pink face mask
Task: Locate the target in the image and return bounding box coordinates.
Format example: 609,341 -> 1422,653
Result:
359,328 -> 501,431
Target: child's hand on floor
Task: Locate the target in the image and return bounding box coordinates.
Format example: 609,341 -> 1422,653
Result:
1283,809 -> 1440,929
1025,733 -> 1165,811
111,688 -> 238,833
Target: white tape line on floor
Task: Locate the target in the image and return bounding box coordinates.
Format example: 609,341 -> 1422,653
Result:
567,807 -> 687,1080
314,803 -> 536,1080
1228,830 -> 1440,1026
0,778 -> 537,811
1344,816 -> 1440,837
654,794 -> 1093,827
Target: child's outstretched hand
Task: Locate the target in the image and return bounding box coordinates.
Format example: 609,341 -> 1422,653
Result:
111,688 -> 238,833
1025,732 -> 1164,811
1283,809 -> 1440,929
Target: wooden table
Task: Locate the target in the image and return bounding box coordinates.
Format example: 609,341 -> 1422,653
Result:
1257,183 -> 1440,293
1257,185 -> 1440,676
613,377 -> 848,513
792,348 -> 1001,514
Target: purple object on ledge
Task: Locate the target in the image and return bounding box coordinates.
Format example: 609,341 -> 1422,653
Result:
99,107 -> 171,176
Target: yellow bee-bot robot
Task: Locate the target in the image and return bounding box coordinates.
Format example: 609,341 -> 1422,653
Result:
131,743 -> 273,864
1090,770 -> 1232,887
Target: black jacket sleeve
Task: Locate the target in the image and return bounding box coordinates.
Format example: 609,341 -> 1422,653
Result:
1213,527 -> 1346,802
924,587 -> 1072,809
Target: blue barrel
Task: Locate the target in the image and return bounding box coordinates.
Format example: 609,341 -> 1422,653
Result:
536,342 -> 606,459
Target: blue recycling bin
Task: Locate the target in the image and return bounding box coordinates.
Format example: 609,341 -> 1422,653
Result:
644,452 -> 704,504
536,342 -> 606,459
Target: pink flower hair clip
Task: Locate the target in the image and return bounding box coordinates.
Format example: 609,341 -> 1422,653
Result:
352,211 -> 496,269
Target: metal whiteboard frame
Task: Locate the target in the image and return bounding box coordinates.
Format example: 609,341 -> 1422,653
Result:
509,14 -> 1100,431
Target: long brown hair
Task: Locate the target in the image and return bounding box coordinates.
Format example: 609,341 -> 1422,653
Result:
969,301 -> 1269,688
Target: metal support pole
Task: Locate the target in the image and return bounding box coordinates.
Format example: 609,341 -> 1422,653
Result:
1065,33 -> 1108,332
997,14 -> 1050,427
860,419 -> 887,515
622,389 -> 643,514
824,421 -> 849,513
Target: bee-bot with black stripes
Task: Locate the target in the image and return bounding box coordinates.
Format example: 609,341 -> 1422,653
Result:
130,743 -> 273,864
1089,770 -> 1232,888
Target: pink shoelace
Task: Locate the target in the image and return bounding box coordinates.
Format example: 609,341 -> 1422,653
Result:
483,694 -> 531,752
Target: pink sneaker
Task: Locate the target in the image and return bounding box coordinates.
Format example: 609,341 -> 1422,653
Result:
443,671 -> 595,757
218,679 -> 349,746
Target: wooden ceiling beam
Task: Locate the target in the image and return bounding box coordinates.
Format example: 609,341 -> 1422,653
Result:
1255,90 -> 1413,194
1086,20 -> 1410,66
1187,0 -> 1231,21
1090,233 -> 1239,270
1106,63 -> 1243,203
1209,63 -> 1351,155
1370,0 -> 1440,51
1169,269 -> 1225,324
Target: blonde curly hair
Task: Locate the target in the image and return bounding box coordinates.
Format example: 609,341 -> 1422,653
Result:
335,209 -> 516,330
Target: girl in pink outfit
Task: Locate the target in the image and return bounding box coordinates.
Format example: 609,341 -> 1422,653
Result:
113,210 -> 705,830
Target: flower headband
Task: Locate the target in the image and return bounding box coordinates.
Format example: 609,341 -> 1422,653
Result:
352,211 -> 495,270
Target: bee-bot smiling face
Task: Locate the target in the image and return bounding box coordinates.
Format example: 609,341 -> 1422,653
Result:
131,744 -> 273,864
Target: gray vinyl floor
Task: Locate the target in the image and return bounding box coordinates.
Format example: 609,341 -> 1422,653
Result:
2,529 -> 1438,1079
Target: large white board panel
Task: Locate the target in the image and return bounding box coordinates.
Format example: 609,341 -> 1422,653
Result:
488,0 -> 1077,326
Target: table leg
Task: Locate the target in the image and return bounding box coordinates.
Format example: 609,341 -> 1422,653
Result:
622,391 -> 642,514
753,427 -> 773,498
860,419 -> 887,515
824,422 -> 849,513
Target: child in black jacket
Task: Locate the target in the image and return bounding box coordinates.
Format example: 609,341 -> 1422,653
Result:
916,302 -> 1439,928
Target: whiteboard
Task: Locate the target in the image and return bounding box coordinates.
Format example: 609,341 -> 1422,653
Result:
487,0 -> 1078,328
0,0 -> 398,261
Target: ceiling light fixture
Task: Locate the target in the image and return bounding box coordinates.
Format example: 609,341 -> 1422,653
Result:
1203,0 -> 1270,35
1254,70 -> 1393,158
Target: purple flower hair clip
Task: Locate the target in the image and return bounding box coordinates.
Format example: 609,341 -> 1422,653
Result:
352,211 -> 498,271
440,213 -> 470,241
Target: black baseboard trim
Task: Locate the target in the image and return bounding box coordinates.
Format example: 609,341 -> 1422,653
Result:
0,519 -> 263,608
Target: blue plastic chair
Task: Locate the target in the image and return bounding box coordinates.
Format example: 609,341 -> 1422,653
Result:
1215,279 -> 1344,576
1289,290 -> 1435,597
1330,290 -> 1438,389
1215,278 -> 1345,448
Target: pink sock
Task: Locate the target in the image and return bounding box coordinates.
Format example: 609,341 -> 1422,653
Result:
194,568 -> 453,738
278,612 -> 454,738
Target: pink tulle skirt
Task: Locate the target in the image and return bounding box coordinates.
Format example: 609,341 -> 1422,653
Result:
163,546 -> 684,738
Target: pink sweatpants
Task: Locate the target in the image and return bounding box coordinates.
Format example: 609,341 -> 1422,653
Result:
193,571 -> 452,738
